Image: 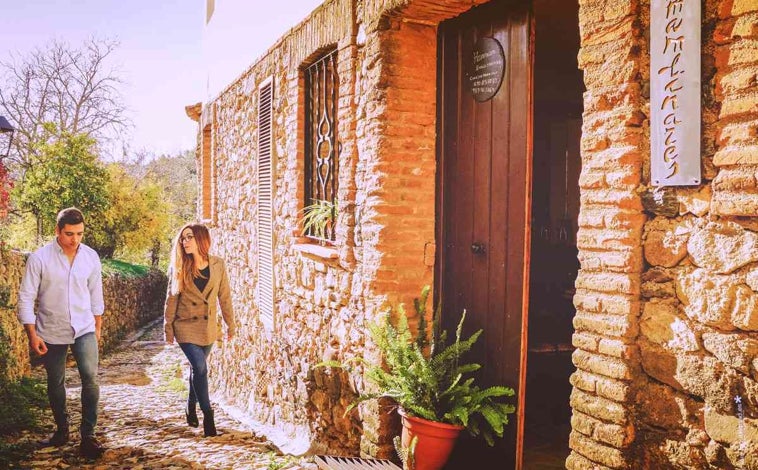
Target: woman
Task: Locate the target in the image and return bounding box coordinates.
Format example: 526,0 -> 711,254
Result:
164,223 -> 236,437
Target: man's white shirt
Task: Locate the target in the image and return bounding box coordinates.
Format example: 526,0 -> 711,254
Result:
18,241 -> 104,344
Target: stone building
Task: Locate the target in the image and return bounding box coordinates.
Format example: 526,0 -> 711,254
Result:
187,0 -> 758,468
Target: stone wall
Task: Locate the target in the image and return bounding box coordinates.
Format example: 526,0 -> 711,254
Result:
0,250 -> 32,382
198,0 -> 758,465
99,269 -> 168,353
569,0 -> 758,469
203,0 -> 364,456
199,0 -> 490,458
0,249 -> 167,383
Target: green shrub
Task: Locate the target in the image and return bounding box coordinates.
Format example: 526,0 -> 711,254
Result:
0,323 -> 14,382
0,375 -> 48,469
0,376 -> 48,436
0,439 -> 38,470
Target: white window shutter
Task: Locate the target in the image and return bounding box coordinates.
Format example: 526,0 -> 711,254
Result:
257,78 -> 275,330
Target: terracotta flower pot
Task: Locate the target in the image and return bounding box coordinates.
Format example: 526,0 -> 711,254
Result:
398,408 -> 464,470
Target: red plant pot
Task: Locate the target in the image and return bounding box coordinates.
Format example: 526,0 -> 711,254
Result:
398,408 -> 464,470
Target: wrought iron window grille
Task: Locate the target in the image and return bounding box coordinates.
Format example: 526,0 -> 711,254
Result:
304,49 -> 339,242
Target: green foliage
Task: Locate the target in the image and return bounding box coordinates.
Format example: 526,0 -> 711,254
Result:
0,377 -> 48,435
0,322 -> 48,437
116,150 -> 197,269
0,439 -> 38,470
320,286 -> 516,446
0,367 -> 48,470
0,323 -> 15,383
14,125 -> 110,244
87,163 -> 172,259
394,435 -> 417,470
155,361 -> 187,394
101,258 -> 150,277
1,213 -> 41,252
6,147 -> 196,267
0,285 -> 11,309
300,199 -> 337,241
265,452 -> 298,470
142,150 -> 197,224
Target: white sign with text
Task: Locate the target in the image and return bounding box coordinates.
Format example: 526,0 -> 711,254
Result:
651,0 -> 701,186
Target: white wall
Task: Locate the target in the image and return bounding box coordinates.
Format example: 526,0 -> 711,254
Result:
202,0 -> 324,99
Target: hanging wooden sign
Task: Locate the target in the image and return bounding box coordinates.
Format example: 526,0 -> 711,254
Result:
651,0 -> 701,186
469,37 -> 505,102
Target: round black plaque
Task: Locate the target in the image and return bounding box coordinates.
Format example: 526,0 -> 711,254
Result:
468,37 -> 505,102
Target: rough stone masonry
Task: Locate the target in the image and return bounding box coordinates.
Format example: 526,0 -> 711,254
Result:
192,0 -> 758,468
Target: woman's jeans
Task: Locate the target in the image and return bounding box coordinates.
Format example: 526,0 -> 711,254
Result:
178,343 -> 214,414
43,332 -> 99,437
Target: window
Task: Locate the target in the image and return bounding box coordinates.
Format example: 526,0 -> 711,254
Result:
200,123 -> 213,222
304,49 -> 339,242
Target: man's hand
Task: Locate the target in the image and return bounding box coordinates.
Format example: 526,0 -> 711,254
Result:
94,315 -> 102,342
23,324 -> 47,356
30,335 -> 48,356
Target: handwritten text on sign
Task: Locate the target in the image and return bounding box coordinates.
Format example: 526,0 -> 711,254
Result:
651,0 -> 701,186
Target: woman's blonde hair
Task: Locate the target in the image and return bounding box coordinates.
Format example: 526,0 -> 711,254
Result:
169,223 -> 211,294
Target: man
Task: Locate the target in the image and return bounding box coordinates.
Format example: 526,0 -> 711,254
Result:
17,207 -> 106,458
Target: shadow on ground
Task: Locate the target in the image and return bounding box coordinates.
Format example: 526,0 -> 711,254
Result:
7,319 -> 314,470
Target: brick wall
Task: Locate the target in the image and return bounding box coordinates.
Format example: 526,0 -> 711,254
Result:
712,0 -> 758,214
199,0 -> 491,458
570,0 -> 758,468
566,1 -> 645,468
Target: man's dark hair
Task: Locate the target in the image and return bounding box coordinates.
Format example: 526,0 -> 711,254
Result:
56,207 -> 85,230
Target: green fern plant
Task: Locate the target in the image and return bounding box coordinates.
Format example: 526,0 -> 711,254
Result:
394,435 -> 417,469
319,285 -> 516,446
300,198 -> 337,241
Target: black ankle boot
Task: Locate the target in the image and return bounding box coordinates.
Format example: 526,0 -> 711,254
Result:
42,425 -> 69,447
79,435 -> 105,458
185,404 -> 199,428
203,409 -> 217,437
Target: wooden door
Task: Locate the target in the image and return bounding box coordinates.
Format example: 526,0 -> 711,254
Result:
436,1 -> 532,468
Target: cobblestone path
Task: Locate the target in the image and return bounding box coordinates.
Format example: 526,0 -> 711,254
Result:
11,320 -> 317,470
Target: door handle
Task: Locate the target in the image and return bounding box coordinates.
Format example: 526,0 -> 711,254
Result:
471,242 -> 486,254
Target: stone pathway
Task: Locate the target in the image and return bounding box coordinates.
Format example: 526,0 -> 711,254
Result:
10,320 -> 318,470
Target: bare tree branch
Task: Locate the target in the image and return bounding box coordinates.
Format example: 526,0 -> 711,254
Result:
0,37 -> 130,170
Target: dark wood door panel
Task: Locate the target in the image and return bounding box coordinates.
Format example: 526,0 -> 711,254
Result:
436,1 -> 532,468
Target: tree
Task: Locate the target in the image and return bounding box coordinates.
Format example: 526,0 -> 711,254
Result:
0,38 -> 128,169
144,150 -> 197,224
117,149 -> 197,267
14,126 -> 110,244
90,164 -> 172,261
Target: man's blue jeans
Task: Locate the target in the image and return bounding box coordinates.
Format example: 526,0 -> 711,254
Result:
43,332 -> 99,437
178,343 -> 214,414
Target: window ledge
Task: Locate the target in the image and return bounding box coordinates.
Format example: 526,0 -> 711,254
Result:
293,242 -> 339,260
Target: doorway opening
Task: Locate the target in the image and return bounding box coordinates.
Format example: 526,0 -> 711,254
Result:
523,0 -> 583,468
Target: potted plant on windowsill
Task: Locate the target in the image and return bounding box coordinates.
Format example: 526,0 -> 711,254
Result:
318,286 -> 515,470
299,198 -> 337,246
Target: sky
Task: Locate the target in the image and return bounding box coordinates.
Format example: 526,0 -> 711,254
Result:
0,0 -> 323,157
